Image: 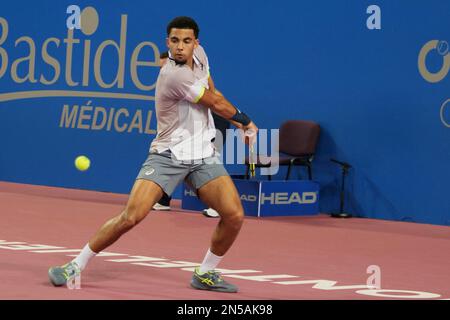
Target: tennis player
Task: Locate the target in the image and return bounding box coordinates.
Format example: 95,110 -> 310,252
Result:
48,16 -> 257,293
153,47 -> 230,218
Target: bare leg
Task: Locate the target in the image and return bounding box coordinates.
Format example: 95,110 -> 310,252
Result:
88,179 -> 163,253
197,175 -> 244,256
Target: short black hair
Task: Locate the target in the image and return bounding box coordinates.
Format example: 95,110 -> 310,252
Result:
167,16 -> 199,39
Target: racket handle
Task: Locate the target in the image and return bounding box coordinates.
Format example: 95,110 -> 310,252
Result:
249,145 -> 256,177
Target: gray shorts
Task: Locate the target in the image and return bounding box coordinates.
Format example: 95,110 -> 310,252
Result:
136,150 -> 229,196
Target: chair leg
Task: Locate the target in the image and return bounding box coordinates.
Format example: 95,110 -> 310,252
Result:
307,164 -> 312,180
245,165 -> 250,179
286,163 -> 292,180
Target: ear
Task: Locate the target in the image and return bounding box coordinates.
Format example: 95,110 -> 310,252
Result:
166,38 -> 170,48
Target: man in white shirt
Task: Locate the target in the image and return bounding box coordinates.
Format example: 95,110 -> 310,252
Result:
49,16 -> 258,293
153,48 -> 230,218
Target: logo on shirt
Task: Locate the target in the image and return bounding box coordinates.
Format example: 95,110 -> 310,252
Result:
144,168 -> 155,176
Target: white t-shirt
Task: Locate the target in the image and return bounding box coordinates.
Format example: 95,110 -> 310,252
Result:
150,46 -> 217,160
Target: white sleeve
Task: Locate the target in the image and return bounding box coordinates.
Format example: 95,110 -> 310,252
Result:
166,68 -> 205,103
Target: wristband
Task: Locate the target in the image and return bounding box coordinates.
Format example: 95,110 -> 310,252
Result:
231,108 -> 251,126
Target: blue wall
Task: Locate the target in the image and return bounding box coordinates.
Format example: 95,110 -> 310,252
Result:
0,0 -> 449,225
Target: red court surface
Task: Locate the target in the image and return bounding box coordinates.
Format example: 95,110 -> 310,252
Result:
0,181 -> 449,300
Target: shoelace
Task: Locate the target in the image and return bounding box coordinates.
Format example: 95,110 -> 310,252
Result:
64,263 -> 80,277
207,271 -> 223,283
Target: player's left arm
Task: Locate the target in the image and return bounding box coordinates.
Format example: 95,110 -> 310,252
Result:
196,87 -> 258,138
175,56 -> 256,135
208,75 -> 216,94
208,74 -> 242,129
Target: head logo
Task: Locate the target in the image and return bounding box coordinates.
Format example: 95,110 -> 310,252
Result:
418,40 -> 450,83
184,188 -> 196,197
261,192 -> 317,205
240,194 -> 257,202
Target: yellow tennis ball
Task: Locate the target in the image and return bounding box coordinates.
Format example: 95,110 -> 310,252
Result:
75,155 -> 90,171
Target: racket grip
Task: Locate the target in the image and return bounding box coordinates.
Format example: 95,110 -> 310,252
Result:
249,145 -> 256,177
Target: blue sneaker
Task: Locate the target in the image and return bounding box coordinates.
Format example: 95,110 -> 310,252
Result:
48,261 -> 80,286
191,267 -> 238,293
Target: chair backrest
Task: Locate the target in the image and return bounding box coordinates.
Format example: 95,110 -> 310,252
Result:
279,120 -> 320,156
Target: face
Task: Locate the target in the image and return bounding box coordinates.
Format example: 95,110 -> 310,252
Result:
166,28 -> 198,65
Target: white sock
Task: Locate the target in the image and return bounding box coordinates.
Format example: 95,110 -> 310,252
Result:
198,249 -> 223,274
72,243 -> 97,271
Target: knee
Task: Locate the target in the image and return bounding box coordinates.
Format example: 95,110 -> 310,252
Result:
118,206 -> 146,231
222,207 -> 245,228
118,213 -> 137,231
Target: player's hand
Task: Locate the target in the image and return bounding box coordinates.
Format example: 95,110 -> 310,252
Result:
243,122 -> 258,146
